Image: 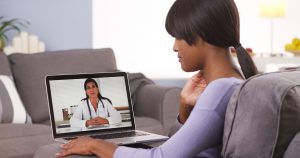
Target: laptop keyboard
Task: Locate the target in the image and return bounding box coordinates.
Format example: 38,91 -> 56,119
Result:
64,131 -> 149,141
91,131 -> 149,139
64,137 -> 77,140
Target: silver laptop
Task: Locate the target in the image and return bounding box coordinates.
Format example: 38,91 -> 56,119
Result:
45,72 -> 168,144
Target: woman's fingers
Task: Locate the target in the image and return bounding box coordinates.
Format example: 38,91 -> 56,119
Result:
56,149 -> 73,157
61,139 -> 77,149
93,117 -> 107,125
180,71 -> 207,106
93,119 -> 97,124
58,140 -> 77,157
193,71 -> 203,79
57,136 -> 95,157
88,118 -> 98,125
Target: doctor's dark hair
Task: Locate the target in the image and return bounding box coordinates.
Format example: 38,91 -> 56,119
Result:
165,0 -> 258,79
83,78 -> 112,104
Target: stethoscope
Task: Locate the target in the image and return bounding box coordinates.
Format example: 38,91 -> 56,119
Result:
86,98 -> 110,119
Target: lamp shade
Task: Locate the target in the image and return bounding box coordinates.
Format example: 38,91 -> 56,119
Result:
260,0 -> 286,17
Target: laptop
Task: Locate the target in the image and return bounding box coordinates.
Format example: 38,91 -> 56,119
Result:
45,72 -> 168,144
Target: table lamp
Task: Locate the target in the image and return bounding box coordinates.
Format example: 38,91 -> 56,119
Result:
260,0 -> 286,55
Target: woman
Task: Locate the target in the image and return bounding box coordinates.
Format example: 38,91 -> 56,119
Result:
70,78 -> 122,128
57,0 -> 257,157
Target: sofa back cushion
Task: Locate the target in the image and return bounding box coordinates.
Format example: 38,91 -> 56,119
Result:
0,52 -> 12,75
8,48 -> 117,123
222,70 -> 300,158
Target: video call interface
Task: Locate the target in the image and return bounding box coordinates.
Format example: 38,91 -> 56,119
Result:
49,76 -> 133,134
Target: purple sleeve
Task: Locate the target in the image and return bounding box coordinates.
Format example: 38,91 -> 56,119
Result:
113,78 -> 242,158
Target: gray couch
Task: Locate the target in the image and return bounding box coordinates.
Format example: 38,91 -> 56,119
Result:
0,48 -> 181,158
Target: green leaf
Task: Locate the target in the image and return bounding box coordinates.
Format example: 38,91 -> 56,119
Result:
0,35 -> 4,41
0,18 -> 28,33
9,18 -> 29,26
1,26 -> 21,35
2,34 -> 8,43
0,17 -> 29,47
0,34 -> 9,43
0,21 -> 15,32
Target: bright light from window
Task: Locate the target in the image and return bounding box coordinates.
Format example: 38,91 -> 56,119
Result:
92,0 -> 194,79
92,0 -> 300,77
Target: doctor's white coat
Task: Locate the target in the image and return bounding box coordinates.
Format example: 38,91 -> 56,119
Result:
70,99 -> 122,128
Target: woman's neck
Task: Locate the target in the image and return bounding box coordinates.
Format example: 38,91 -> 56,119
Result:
202,47 -> 242,84
89,97 -> 98,108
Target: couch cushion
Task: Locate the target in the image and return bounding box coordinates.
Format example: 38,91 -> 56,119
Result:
284,132 -> 300,158
40,119 -> 51,125
0,124 -> 54,158
0,134 -> 54,158
135,116 -> 164,135
222,71 -> 300,158
0,52 -> 12,75
127,73 -> 154,110
0,75 -> 32,123
9,48 -> 118,123
0,123 -> 51,139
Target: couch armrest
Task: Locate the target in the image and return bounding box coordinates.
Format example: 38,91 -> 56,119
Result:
134,84 -> 181,132
284,132 -> 300,158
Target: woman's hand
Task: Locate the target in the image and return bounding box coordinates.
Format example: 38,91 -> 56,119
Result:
181,72 -> 207,106
86,117 -> 109,126
56,137 -> 94,156
56,136 -> 117,158
94,117 -> 109,125
179,72 -> 207,123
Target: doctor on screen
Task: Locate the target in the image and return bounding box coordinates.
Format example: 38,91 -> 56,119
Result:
70,78 -> 122,128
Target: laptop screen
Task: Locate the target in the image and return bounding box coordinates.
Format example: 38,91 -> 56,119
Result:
46,72 -> 135,138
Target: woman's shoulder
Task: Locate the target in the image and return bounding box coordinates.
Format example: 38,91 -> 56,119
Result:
211,77 -> 243,85
101,97 -> 113,105
195,77 -> 243,110
78,99 -> 87,105
207,77 -> 243,92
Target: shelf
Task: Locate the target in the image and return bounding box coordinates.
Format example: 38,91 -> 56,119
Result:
233,56 -> 300,72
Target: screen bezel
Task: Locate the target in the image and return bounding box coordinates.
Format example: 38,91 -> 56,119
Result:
45,72 -> 136,138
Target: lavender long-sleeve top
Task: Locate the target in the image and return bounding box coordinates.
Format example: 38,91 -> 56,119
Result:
114,77 -> 243,158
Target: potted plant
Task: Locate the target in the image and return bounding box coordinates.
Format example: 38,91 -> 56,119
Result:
0,16 -> 29,51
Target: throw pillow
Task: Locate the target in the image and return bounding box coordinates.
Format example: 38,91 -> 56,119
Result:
0,75 -> 31,123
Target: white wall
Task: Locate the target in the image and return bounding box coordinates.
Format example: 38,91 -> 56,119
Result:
236,0 -> 300,54
93,0 -> 300,78
92,0 -> 189,78
0,0 -> 93,51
